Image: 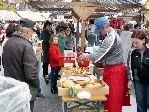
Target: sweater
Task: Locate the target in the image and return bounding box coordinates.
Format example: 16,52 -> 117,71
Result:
49,44 -> 63,67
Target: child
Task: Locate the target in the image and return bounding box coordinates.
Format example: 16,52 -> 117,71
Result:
49,35 -> 62,94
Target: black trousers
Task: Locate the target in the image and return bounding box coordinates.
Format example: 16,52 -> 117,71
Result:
42,43 -> 49,78
37,86 -> 41,94
50,67 -> 61,91
30,101 -> 34,112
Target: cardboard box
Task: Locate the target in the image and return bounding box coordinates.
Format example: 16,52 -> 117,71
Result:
70,109 -> 97,112
58,80 -> 109,97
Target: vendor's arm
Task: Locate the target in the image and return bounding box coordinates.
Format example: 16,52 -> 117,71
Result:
90,31 -> 116,63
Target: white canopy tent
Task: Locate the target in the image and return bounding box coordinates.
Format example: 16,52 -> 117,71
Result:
40,12 -> 52,20
0,10 -> 21,21
17,11 -> 46,21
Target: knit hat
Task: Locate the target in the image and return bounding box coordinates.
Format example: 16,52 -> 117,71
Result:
94,17 -> 109,34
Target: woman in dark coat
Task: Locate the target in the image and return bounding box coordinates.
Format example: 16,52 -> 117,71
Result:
41,21 -> 52,84
128,30 -> 149,112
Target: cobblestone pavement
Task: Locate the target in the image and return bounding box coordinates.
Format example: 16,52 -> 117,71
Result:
34,63 -> 137,112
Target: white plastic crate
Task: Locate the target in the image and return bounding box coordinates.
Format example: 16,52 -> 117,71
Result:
0,76 -> 31,112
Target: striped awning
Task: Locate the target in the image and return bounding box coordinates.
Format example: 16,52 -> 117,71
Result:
76,0 -> 142,4
6,0 -> 145,4
25,0 -> 143,16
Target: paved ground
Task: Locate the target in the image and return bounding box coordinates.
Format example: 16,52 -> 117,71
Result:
34,63 -> 62,112
34,62 -> 137,112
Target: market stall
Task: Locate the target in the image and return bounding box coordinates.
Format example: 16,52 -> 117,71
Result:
55,51 -> 109,112
0,0 -> 147,112
59,71 -> 108,111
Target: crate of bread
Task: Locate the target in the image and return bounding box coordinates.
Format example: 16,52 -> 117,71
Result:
58,75 -> 109,97
61,67 -> 92,76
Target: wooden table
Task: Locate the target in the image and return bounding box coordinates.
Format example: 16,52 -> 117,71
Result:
62,96 -> 107,112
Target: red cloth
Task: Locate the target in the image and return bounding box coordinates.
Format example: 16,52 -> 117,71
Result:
77,52 -> 89,67
49,44 -> 63,67
103,64 -> 130,112
63,57 -> 76,67
110,19 -> 123,29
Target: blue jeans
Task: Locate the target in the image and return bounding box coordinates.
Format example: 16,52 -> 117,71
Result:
134,80 -> 149,112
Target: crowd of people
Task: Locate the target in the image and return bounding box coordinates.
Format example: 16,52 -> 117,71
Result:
0,16 -> 149,112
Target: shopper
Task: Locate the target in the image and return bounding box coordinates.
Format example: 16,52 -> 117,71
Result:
41,20 -> 52,84
134,23 -> 141,29
58,27 -> 66,53
65,27 -> 75,50
30,32 -> 45,98
78,17 -> 127,112
86,19 -> 96,46
128,30 -> 149,112
3,18 -> 39,112
49,35 -> 62,94
0,23 -> 19,76
120,24 -> 133,65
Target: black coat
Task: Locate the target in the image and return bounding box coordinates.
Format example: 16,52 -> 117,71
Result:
131,48 -> 149,82
41,29 -> 50,44
2,33 -> 39,101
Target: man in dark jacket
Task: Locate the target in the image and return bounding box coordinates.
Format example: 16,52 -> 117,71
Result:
2,18 -> 39,112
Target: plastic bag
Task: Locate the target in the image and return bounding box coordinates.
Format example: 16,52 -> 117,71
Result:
0,76 -> 31,112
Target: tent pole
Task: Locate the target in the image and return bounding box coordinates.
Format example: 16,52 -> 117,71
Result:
81,20 -> 86,52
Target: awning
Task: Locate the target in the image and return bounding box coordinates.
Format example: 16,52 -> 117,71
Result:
17,11 -> 46,21
41,13 -> 52,20
0,10 -> 20,21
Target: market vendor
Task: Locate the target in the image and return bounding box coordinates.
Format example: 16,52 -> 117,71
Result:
78,17 -> 127,112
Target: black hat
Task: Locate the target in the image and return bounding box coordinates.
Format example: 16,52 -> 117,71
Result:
20,18 -> 35,30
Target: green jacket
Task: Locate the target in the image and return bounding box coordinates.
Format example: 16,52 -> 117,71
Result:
58,35 -> 66,53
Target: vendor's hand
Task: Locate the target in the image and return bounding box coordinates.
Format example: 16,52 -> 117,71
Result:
77,54 -> 90,63
81,54 -> 91,61
128,80 -> 133,89
99,75 -> 103,80
99,68 -> 104,74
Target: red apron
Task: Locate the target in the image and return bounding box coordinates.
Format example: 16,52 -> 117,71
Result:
103,64 -> 130,112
